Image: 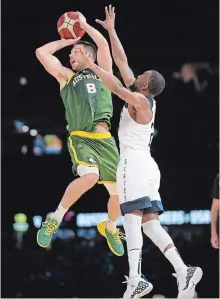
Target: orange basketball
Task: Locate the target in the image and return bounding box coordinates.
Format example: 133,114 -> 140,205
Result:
57,12 -> 85,39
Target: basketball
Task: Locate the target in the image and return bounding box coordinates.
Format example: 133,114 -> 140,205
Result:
57,12 -> 85,39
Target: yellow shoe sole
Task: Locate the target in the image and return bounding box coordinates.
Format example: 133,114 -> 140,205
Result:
97,221 -> 124,257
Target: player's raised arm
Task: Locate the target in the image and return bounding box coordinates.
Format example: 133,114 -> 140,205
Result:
91,63 -> 146,108
36,38 -> 80,86
96,5 -> 136,88
77,12 -> 112,73
81,50 -> 151,112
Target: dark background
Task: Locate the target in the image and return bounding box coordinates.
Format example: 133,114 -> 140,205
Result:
2,0 -> 219,298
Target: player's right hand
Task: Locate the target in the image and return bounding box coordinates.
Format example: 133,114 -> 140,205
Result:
95,5 -> 115,31
211,232 -> 219,249
76,11 -> 87,30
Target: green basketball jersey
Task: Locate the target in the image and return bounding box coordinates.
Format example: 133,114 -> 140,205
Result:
60,68 -> 113,132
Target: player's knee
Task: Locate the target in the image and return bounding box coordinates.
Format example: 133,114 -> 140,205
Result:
142,219 -> 173,252
77,165 -> 99,188
142,212 -> 159,224
83,173 -> 99,189
125,210 -> 143,217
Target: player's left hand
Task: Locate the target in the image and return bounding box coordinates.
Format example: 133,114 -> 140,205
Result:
77,11 -> 87,30
96,5 -> 115,32
211,232 -> 219,249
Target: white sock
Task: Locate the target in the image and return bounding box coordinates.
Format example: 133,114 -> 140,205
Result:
164,247 -> 187,273
124,214 -> 143,278
142,220 -> 186,273
106,217 -> 117,233
52,203 -> 68,223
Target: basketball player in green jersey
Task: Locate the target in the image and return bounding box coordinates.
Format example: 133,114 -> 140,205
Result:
36,12 -> 125,256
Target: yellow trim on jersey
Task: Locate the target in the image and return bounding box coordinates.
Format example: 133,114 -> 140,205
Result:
68,136 -> 98,168
97,181 -> 116,184
70,130 -> 111,139
67,73 -> 75,85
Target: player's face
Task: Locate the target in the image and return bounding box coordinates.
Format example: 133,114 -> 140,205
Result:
131,71 -> 151,93
69,45 -> 86,71
137,71 -> 151,88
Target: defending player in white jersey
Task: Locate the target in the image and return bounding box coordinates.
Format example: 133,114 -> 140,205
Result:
81,6 -> 203,299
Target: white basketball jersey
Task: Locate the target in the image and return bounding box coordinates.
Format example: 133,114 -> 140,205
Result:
118,99 -> 156,154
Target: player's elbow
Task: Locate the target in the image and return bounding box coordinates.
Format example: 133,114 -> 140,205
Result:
114,56 -> 128,66
35,48 -> 46,61
35,48 -> 42,60
112,83 -> 124,96
99,39 -> 109,48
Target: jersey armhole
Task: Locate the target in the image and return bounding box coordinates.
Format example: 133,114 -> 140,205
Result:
66,73 -> 75,85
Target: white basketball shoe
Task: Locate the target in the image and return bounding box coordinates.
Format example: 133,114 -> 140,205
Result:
122,275 -> 153,298
172,266 -> 203,299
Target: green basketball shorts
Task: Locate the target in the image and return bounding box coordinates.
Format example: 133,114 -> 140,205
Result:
67,130 -> 120,184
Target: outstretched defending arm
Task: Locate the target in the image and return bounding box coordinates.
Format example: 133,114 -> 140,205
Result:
96,5 -> 136,87
36,38 -> 80,86
81,49 -> 151,120
77,12 -> 112,73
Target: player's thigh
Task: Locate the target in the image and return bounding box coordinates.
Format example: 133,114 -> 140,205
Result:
118,153 -> 153,200
142,158 -> 164,215
147,158 -> 161,200
118,153 -> 163,215
117,154 -> 153,214
67,136 -> 100,176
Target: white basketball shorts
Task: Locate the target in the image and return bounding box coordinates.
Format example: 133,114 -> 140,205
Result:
117,149 -> 164,215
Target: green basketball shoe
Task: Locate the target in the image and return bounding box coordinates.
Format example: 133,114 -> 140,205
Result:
97,221 -> 126,256
37,217 -> 59,248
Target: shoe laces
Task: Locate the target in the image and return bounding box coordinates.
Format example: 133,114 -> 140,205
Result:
42,219 -> 58,236
118,231 -> 126,240
112,229 -> 126,244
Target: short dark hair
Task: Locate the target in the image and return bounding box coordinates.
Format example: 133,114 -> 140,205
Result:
148,70 -> 165,97
74,40 -> 97,61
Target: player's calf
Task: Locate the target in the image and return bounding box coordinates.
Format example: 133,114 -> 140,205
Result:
37,173 -> 99,248
120,212 -> 153,297
107,195 -> 120,232
142,212 -> 187,273
142,213 -> 203,298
